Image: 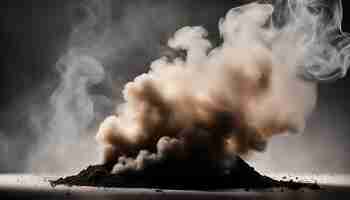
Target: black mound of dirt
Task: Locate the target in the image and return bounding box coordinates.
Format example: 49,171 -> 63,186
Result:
50,156 -> 320,190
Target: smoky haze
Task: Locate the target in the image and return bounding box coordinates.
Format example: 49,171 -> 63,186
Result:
0,0 -> 350,174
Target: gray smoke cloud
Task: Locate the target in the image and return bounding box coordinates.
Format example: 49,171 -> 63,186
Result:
95,0 -> 350,174
26,0 -> 113,173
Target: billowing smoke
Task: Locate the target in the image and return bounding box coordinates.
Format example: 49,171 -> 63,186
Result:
95,0 -> 350,174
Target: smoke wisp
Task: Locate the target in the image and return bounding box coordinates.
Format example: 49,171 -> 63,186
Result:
26,0 -> 113,172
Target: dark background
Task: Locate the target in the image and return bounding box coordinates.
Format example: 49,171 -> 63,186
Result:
0,0 -> 349,174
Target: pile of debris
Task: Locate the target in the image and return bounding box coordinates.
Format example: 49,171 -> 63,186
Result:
50,156 -> 320,190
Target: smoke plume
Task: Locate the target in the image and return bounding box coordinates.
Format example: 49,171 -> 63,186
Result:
27,0 -> 113,172
95,0 -> 350,173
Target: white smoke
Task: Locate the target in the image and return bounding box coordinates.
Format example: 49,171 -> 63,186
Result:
95,0 -> 350,173
273,0 -> 349,81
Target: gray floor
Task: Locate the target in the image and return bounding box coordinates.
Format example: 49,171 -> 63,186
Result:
0,174 -> 349,200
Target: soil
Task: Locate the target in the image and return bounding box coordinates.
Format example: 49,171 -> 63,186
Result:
50,156 -> 320,190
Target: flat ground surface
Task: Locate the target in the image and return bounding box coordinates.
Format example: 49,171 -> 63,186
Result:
0,174 -> 349,200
